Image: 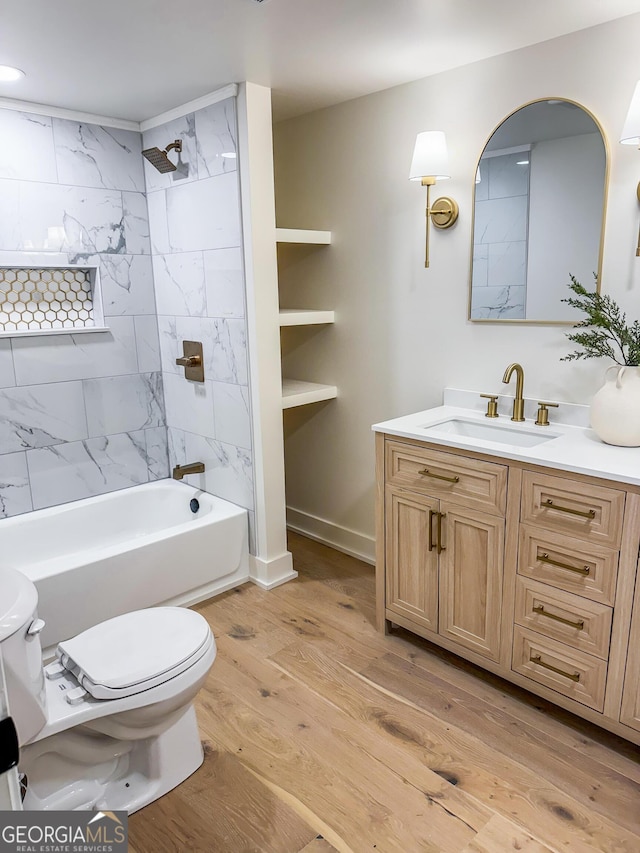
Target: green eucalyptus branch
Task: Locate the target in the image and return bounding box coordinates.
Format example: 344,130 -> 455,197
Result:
561,275 -> 640,366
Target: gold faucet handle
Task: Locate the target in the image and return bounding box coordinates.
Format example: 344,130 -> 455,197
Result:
175,355 -> 202,367
535,401 -> 559,426
480,393 -> 499,418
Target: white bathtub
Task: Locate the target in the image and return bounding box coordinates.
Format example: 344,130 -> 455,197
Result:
1,480 -> 249,652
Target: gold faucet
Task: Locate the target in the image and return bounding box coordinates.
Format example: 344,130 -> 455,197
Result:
172,462 -> 205,480
502,363 -> 525,422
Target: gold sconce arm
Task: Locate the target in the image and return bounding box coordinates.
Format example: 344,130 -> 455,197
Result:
421,177 -> 459,268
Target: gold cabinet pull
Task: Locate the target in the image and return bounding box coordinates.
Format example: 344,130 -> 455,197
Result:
428,509 -> 436,552
418,468 -> 460,484
541,498 -> 596,519
437,512 -> 446,554
539,552 -> 590,576
532,604 -> 584,630
530,654 -> 580,682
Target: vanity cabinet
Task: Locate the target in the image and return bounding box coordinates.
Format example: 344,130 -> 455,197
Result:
375,432 -> 640,745
385,441 -> 505,661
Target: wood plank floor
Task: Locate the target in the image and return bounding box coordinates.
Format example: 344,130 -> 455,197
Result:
129,532 -> 640,853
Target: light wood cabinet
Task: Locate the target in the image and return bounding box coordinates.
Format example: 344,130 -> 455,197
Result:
375,431 -> 640,745
384,459 -> 505,662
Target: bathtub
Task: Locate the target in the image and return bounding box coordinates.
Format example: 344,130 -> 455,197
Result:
1,480 -> 249,653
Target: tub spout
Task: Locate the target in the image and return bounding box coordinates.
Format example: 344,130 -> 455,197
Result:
172,462 -> 205,480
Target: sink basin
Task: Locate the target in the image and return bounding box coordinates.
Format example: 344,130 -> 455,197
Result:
420,417 -> 559,448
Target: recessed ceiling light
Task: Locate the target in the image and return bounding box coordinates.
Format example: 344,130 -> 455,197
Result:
0,65 -> 25,82
221,152 -> 237,159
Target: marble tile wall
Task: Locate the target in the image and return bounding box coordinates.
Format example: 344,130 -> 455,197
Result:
471,152 -> 529,320
0,108 -> 167,518
143,97 -> 255,547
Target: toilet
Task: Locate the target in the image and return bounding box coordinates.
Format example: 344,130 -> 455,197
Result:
0,565 -> 216,814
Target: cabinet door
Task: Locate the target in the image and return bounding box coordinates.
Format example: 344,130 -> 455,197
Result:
438,503 -> 504,661
385,486 -> 438,633
620,563 -> 640,732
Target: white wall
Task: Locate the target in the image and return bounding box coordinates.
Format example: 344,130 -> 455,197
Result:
273,14 -> 640,561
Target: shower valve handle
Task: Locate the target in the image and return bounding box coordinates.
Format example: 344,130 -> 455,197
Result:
176,355 -> 202,367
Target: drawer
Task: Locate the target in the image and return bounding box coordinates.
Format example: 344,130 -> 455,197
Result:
512,626 -> 607,712
518,525 -> 618,605
521,470 -> 625,548
385,440 -> 507,516
514,576 -> 612,660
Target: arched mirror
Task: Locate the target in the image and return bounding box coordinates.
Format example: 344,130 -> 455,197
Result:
469,99 -> 608,323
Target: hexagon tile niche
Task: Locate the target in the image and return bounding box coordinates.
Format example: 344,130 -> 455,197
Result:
0,267 -> 106,336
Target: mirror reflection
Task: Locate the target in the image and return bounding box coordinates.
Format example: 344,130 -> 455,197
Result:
469,99 -> 607,322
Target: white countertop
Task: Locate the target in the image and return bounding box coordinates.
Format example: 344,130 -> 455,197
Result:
373,392 -> 640,487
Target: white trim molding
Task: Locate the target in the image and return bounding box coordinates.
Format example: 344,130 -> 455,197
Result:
0,84 -> 239,132
286,506 -> 375,565
250,552 -> 298,590
140,84 -> 239,131
0,97 -> 140,131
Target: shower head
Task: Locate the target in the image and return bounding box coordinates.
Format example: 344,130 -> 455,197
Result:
142,139 -> 183,173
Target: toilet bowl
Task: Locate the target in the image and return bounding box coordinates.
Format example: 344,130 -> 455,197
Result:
0,565 -> 216,814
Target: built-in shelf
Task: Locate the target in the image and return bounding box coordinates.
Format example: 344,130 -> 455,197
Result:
279,308 -> 335,327
276,228 -> 332,245
281,378 -> 338,410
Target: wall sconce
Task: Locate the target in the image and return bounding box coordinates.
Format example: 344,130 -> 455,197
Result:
409,131 -> 459,268
620,79 -> 640,257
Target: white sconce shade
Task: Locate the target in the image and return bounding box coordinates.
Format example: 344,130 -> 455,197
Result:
409,131 -> 451,181
475,166 -> 482,185
620,80 -> 640,145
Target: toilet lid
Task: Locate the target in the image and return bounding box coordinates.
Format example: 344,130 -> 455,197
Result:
57,607 -> 212,695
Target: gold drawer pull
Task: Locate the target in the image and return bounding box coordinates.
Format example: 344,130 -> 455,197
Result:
530,654 -> 581,682
541,498 -> 596,519
539,552 -> 590,576
418,468 -> 460,484
532,604 -> 584,630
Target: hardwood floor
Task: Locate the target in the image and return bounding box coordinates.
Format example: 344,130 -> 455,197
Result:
129,532 -> 640,853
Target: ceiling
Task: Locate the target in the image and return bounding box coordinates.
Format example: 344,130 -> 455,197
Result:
2,0 -> 640,124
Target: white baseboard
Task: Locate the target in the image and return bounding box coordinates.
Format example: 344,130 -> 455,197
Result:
249,551 -> 298,590
286,506 -> 375,565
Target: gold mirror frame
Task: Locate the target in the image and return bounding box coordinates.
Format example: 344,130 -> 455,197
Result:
468,97 -> 609,325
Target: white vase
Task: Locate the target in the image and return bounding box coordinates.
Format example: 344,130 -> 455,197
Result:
590,365 -> 640,447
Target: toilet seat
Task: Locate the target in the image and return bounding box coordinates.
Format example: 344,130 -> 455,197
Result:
55,607 -> 213,701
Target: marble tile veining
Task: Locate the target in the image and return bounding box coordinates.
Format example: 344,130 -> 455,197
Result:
175,316 -> 247,384
153,252 -> 206,317
183,431 -> 253,510
122,192 -> 151,255
0,110 -> 57,184
83,372 -> 165,437
162,371 -> 216,438
95,254 -> 156,316
53,119 -> 145,192
195,99 -> 237,180
134,315 -> 162,373
471,284 -> 526,320
0,451 -> 33,518
0,180 -> 126,255
0,340 -> 16,388
0,381 -> 88,453
145,426 -> 169,480
27,431 -> 151,510
11,316 -> 139,385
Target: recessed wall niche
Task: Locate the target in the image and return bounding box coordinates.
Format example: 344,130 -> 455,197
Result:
0,266 -> 107,337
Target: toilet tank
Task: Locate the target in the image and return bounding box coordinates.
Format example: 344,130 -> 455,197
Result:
0,568 -> 47,745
